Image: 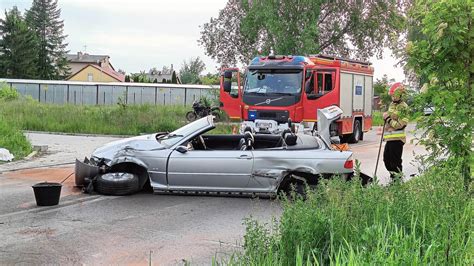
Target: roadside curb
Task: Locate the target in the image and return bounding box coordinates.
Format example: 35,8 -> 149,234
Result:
23,130 -> 131,138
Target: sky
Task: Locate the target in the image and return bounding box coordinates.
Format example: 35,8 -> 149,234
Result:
1,0 -> 405,81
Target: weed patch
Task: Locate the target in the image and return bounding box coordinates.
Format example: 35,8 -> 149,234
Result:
227,162 -> 473,265
0,82 -> 20,100
0,118 -> 32,159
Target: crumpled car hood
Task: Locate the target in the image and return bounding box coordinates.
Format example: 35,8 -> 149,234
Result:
92,134 -> 165,159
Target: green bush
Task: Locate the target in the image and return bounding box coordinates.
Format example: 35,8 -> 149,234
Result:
227,162 -> 473,265
372,111 -> 383,126
0,118 -> 32,159
0,82 -> 20,101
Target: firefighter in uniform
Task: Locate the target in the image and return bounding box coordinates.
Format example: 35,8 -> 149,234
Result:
383,82 -> 409,180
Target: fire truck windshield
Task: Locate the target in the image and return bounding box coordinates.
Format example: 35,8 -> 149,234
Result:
244,70 -> 302,96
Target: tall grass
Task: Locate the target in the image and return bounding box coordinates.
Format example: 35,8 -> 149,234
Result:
0,118 -> 32,159
0,86 -> 32,159
0,99 -> 232,135
226,161 -> 473,265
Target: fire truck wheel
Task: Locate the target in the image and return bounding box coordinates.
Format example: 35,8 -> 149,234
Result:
348,120 -> 362,143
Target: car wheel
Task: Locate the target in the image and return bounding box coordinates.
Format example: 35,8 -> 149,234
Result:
95,172 -> 139,196
348,120 -> 362,144
186,111 -> 197,122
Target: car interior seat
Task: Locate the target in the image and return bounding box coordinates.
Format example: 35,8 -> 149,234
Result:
282,129 -> 297,146
243,131 -> 254,150
238,127 -> 255,150
238,138 -> 247,150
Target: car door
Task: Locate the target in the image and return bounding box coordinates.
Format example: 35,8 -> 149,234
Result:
167,149 -> 254,191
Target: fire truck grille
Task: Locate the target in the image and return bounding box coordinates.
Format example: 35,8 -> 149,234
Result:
259,112 -> 276,118
257,110 -> 289,123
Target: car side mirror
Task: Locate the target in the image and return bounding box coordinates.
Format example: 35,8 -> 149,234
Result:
223,80 -> 232,93
176,146 -> 188,154
223,71 -> 232,79
223,71 -> 233,93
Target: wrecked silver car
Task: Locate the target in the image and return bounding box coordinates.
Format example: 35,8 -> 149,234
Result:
75,115 -> 354,196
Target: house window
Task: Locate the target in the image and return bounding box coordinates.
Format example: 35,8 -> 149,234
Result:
87,73 -> 93,81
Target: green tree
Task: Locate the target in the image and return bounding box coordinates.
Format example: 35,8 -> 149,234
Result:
200,72 -> 220,85
26,0 -> 70,79
199,0 -> 404,65
0,7 -> 38,79
373,75 -> 395,110
407,0 -> 473,188
131,72 -> 151,83
171,71 -> 178,84
179,57 -> 206,84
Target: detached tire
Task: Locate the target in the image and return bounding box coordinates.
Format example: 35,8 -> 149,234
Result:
95,172 -> 139,196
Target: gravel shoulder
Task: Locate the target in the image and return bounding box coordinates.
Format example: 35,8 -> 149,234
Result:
0,133 -> 122,172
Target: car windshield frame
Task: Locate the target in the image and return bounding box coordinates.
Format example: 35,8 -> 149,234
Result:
244,69 -> 303,96
157,116 -> 212,148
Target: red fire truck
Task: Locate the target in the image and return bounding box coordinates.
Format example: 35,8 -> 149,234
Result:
220,54 -> 374,143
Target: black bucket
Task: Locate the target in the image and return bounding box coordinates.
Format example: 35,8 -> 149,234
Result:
32,182 -> 62,206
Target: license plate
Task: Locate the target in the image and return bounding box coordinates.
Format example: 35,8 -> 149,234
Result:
257,122 -> 272,128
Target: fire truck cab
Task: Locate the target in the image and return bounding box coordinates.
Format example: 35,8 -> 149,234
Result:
220,54 -> 374,143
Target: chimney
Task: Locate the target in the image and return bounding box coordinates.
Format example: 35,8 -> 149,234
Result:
77,51 -> 83,59
171,64 -> 173,71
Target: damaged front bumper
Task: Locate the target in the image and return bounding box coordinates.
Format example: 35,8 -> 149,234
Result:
75,158 -> 100,186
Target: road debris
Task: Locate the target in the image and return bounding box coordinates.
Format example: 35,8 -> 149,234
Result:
0,148 -> 14,162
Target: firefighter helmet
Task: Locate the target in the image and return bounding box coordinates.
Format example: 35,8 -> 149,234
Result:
389,82 -> 405,96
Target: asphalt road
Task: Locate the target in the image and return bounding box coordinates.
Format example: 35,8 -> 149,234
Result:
0,126 -> 426,264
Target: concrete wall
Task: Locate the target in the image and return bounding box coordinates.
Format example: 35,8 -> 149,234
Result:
1,79 -> 218,106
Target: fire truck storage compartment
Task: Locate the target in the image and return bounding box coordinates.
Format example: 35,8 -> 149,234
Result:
339,72 -> 373,119
364,76 -> 373,116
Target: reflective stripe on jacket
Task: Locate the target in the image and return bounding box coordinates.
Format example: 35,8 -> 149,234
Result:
383,129 -> 406,140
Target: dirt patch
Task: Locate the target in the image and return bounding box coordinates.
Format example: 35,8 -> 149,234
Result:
4,167 -> 81,196
17,227 -> 56,237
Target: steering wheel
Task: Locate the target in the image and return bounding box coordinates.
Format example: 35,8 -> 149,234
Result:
199,135 -> 207,150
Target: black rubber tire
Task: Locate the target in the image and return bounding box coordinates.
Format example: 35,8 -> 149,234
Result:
95,172 -> 140,196
339,135 -> 348,143
211,111 -> 221,122
186,111 -> 197,122
348,120 -> 362,144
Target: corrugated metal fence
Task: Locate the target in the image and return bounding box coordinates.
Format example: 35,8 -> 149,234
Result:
0,79 -> 218,105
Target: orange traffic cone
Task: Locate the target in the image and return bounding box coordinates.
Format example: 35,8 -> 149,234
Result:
232,125 -> 237,135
